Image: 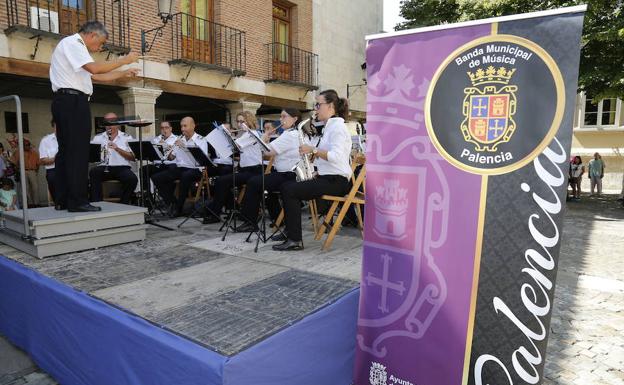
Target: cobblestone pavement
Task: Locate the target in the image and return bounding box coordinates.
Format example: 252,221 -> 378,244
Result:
1,194 -> 623,385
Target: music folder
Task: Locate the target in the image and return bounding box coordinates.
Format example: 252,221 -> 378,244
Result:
128,140 -> 162,162
188,146 -> 216,168
89,143 -> 103,163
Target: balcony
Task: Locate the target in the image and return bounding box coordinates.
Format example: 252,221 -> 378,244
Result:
168,13 -> 246,77
5,0 -> 131,53
265,43 -> 318,90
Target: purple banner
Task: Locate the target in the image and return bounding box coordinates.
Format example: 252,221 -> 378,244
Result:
355,7 -> 585,385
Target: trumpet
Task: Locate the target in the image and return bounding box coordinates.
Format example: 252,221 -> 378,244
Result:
292,118 -> 314,182
161,134 -> 179,160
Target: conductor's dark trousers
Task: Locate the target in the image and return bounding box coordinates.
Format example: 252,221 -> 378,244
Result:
51,91 -> 91,209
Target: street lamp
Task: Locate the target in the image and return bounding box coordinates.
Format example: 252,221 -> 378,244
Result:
141,0 -> 174,54
157,0 -> 173,23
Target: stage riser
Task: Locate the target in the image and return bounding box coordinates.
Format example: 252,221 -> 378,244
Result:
0,225 -> 146,258
0,202 -> 147,258
4,212 -> 145,239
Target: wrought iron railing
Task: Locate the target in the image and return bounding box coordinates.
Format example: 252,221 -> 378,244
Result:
169,12 -> 246,75
265,42 -> 318,89
5,0 -> 131,52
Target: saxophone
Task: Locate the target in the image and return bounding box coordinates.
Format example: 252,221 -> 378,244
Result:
292,118 -> 315,182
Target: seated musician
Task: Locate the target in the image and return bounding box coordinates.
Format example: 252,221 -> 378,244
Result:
204,111 -> 263,222
140,120 -> 177,190
89,112 -> 138,205
237,108 -> 311,232
151,116 -> 207,217
273,90 -> 352,251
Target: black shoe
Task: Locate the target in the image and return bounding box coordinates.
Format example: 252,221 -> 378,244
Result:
272,239 -> 303,251
202,215 -> 221,224
270,233 -> 287,242
236,222 -> 258,233
54,204 -> 66,211
68,204 -> 102,213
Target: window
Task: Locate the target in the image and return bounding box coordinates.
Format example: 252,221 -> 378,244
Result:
4,112 -> 29,134
272,3 -> 290,62
583,96 -> 618,127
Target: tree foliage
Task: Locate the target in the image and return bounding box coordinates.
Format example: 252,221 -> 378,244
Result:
397,0 -> 624,100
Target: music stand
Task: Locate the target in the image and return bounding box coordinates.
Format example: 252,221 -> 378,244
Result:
128,140 -> 167,216
177,146 -> 220,228
241,131 -> 272,252
103,117 -> 172,231
89,143 -> 103,163
219,126 -> 244,241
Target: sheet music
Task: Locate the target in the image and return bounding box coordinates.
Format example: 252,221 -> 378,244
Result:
206,125 -> 234,159
235,131 -> 256,149
248,129 -> 271,152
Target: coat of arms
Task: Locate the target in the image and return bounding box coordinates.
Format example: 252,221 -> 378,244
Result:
461,66 -> 518,152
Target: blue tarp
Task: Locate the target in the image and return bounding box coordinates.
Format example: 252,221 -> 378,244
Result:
0,255 -> 359,385
0,256 -> 226,385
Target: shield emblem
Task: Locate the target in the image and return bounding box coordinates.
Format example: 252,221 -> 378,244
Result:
462,84 -> 517,152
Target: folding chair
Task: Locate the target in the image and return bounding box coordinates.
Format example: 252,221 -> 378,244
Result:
314,154 -> 366,251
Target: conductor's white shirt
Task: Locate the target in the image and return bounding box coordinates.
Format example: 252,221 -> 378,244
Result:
50,33 -> 94,95
92,131 -> 134,167
38,133 -> 58,170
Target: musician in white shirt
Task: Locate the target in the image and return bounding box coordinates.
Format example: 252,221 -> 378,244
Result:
89,112 -> 137,204
38,120 -> 59,203
206,111 -> 263,220
151,116 -> 207,217
236,108 -> 308,230
273,90 -> 352,251
140,121 -> 177,191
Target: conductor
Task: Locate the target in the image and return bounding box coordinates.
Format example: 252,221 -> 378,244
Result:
50,21 -> 139,212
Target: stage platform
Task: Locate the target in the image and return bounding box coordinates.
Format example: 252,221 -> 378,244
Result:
0,216 -> 362,385
0,202 -> 147,258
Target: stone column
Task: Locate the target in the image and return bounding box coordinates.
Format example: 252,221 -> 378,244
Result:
116,87 -> 163,139
226,99 -> 262,127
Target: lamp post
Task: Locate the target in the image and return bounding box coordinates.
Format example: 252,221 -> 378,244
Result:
141,0 -> 174,54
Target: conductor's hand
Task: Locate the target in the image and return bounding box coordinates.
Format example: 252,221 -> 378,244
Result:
120,51 -> 140,65
123,68 -> 141,78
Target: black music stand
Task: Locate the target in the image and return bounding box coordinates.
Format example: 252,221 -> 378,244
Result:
241,130 -> 272,252
89,143 -> 103,163
219,126 -> 243,241
103,117 -> 172,231
128,140 -> 167,216
177,146 -> 220,228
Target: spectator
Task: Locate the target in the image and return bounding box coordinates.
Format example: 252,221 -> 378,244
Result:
0,143 -> 5,178
587,152 -> 605,196
0,177 -> 17,211
11,138 -> 40,207
569,155 -> 584,201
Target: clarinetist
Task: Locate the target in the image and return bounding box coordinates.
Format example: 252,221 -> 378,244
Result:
89,112 -> 138,205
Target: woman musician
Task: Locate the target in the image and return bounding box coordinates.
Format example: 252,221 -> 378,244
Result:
273,89 -> 352,251
205,111 -> 263,222
236,108 -> 312,232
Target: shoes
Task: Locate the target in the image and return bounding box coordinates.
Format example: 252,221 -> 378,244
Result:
68,204 -> 102,212
272,239 -> 303,251
236,222 -> 258,233
270,233 -> 287,242
202,215 -> 221,224
54,204 -> 66,211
